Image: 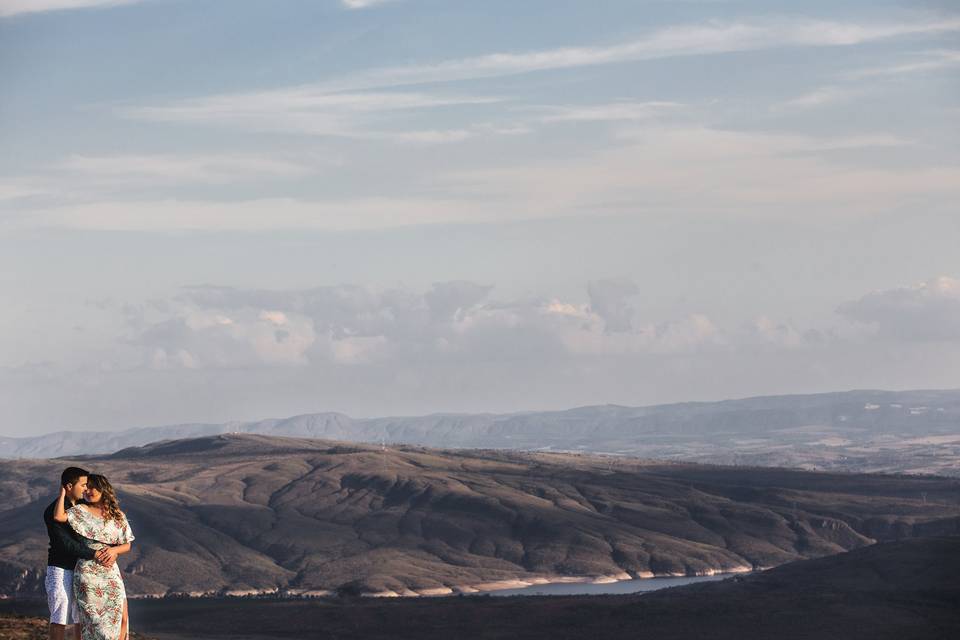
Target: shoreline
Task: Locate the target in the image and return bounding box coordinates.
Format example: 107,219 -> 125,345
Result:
111,565 -> 757,600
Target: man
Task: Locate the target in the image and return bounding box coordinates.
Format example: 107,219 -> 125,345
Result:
43,467 -> 115,640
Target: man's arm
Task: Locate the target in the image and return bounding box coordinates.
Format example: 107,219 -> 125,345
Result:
47,515 -> 96,561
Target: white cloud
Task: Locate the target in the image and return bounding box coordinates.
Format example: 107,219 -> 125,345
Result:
115,17 -> 960,139
845,49 -> 960,78
0,182 -> 47,201
423,281 -> 493,321
140,307 -> 317,369
5,124 -> 948,232
437,126 -> 941,222
551,309 -> 723,357
837,276 -> 960,341
587,278 -> 640,333
778,85 -> 865,111
533,101 -> 684,123
125,281 -> 818,373
122,90 -> 503,139
740,316 -> 808,349
0,153 -> 334,208
302,17 -> 960,91
386,129 -> 476,144
341,0 -> 396,8
59,153 -> 315,185
0,0 -> 144,17
13,278 -> 960,429
12,195 -> 512,232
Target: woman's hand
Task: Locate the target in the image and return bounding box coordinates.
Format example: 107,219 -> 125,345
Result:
53,486 -> 68,522
95,547 -> 119,567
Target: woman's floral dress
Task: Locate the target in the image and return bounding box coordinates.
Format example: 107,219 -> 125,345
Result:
66,505 -> 135,640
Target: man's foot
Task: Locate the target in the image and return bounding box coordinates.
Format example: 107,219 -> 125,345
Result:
48,622 -> 66,640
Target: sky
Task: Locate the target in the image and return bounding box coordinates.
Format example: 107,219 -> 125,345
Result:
1,0 -> 959,435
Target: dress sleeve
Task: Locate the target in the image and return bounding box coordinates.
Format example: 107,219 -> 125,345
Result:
65,505 -> 83,532
65,505 -> 99,541
119,514 -> 135,544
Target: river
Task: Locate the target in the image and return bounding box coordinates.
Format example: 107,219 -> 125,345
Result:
479,573 -> 735,596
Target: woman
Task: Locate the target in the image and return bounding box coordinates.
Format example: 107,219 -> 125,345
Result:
54,474 -> 135,640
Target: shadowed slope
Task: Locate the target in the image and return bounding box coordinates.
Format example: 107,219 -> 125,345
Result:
3,536 -> 957,639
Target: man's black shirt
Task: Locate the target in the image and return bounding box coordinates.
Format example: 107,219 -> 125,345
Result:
43,498 -> 95,569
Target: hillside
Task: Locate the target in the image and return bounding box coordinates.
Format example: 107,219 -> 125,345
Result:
1,434 -> 958,598
3,389 -> 958,476
119,535 -> 960,640
3,536 -> 957,639
0,614 -> 154,640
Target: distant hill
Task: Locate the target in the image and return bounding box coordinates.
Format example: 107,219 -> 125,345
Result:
2,434 -> 958,598
3,389 -> 959,475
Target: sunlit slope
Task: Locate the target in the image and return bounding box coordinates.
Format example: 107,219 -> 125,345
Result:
1,434 -> 957,596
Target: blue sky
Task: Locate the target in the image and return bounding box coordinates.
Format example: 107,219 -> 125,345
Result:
1,0 -> 959,434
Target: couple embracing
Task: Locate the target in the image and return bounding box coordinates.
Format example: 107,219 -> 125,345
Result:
43,467 -> 135,640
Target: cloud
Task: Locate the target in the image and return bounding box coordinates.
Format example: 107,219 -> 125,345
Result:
138,307 -> 317,369
115,17 -> 960,138
845,49 -> 960,78
121,90 -> 503,139
11,195 -> 512,232
341,0 -> 396,8
587,278 -> 640,333
0,182 -> 47,201
778,49 -> 960,109
124,281 -> 764,371
16,277 -> 959,429
59,153 -> 316,185
437,126 -> 940,223
300,17 -> 960,91
423,281 -> 493,321
736,316 -> 814,350
837,276 -> 960,341
778,85 -> 865,111
0,0 -> 144,17
6,123 -> 949,233
532,101 -> 684,123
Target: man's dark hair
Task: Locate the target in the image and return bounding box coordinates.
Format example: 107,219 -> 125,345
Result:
60,466 -> 90,488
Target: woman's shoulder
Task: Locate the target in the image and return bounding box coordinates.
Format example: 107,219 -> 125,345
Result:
64,502 -> 89,524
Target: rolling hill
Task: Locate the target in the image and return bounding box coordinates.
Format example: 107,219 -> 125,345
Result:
1,433 -> 958,598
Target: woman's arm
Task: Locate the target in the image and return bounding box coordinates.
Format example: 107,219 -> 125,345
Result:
52,486 -> 68,523
95,542 -> 131,566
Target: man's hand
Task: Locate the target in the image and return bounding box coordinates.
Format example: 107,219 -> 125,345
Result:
95,547 -> 118,567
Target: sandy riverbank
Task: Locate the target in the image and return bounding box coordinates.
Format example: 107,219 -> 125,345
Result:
364,565 -> 755,598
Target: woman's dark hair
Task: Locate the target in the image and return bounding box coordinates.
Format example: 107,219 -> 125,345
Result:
86,474 -> 125,525
61,467 -> 90,488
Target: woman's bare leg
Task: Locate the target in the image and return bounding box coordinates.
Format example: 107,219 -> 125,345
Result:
118,599 -> 128,640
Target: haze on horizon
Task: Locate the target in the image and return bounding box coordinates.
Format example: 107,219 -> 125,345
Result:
1,0 -> 959,436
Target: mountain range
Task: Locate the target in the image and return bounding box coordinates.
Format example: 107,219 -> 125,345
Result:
3,389 -> 960,476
